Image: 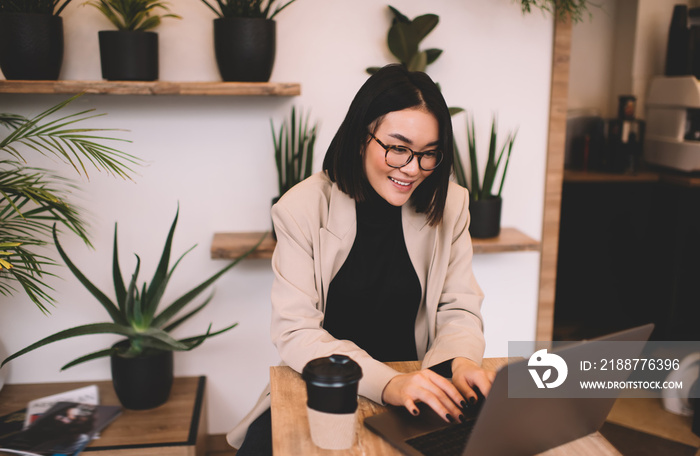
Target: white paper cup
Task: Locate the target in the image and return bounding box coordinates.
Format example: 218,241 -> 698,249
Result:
302,355 -> 363,450
306,407 -> 357,450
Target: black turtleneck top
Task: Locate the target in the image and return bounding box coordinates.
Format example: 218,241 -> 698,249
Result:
323,188 -> 421,362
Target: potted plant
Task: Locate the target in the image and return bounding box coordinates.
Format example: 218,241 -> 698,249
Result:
199,0 -> 299,82
1,209 -> 264,410
270,105 -> 317,237
0,0 -> 73,79
367,5 -> 441,75
1,93 -> 138,313
87,0 -> 180,81
453,114 -> 517,238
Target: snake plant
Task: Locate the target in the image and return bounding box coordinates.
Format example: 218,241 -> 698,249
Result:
453,114 -> 517,201
272,106 -> 318,197
1,209 -> 265,370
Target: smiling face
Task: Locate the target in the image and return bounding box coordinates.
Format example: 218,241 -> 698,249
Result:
364,108 -> 440,207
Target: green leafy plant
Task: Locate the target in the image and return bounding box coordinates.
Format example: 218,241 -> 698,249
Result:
518,0 -> 595,23
367,5 -> 441,74
200,0 -> 298,19
1,209 -> 265,370
272,106 -> 318,196
87,0 -> 180,31
0,0 -> 73,15
453,115 -> 517,201
1,94 -> 138,313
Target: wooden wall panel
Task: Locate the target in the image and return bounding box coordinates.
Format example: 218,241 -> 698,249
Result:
537,16 -> 572,341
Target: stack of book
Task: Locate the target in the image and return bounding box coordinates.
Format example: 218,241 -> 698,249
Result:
0,385 -> 121,456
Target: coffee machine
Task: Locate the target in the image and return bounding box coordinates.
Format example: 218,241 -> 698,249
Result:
644,75 -> 700,171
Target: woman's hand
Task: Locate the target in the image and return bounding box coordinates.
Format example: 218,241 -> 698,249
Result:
450,357 -> 496,404
381,369 -> 467,424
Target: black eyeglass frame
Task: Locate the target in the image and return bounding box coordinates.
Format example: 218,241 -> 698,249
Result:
369,133 -> 444,171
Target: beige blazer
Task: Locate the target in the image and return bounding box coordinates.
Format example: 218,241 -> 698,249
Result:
227,172 -> 485,448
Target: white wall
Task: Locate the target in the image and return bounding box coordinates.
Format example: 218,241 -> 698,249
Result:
0,0 -> 553,435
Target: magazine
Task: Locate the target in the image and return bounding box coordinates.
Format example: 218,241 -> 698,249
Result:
23,386 -> 99,429
0,408 -> 26,448
0,402 -> 121,456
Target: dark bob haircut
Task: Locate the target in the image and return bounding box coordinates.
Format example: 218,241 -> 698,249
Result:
322,64 -> 454,226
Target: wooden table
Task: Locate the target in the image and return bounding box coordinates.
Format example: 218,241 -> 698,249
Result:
0,376 -> 207,456
270,359 -> 622,455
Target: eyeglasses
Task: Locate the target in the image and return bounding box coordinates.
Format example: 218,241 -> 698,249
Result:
369,133 -> 443,171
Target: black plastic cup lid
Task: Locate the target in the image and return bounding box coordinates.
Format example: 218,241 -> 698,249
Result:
302,354 -> 363,387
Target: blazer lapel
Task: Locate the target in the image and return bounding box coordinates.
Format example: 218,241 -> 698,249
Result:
402,205 -> 436,359
319,184 -> 357,311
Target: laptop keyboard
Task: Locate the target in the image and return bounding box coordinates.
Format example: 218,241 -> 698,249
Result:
405,420 -> 476,456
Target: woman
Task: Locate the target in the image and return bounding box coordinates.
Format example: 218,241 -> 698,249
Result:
228,64 -> 494,454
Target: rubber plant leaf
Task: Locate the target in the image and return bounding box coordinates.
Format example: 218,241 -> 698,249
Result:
388,21 -> 419,65
407,51 -> 428,72
425,48 -> 443,65
388,5 -> 411,24
410,14 -> 439,41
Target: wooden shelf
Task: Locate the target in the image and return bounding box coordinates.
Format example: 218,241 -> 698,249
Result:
0,79 -> 301,96
0,376 -> 207,455
211,227 -> 540,260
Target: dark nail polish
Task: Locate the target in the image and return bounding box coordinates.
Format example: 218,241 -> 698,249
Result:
460,400 -> 467,408
459,414 -> 465,423
469,397 -> 476,405
412,408 -> 419,416
446,414 -> 454,423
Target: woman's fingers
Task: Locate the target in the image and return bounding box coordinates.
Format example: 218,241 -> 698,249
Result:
383,370 -> 466,423
451,357 -> 496,403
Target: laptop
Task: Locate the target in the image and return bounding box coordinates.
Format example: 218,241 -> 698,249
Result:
364,324 -> 655,456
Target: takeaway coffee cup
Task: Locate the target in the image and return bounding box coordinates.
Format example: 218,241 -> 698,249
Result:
301,354 -> 363,450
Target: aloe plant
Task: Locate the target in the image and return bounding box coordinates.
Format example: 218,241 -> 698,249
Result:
200,0 -> 298,19
1,209 -> 265,370
272,106 -> 318,196
87,0 -> 180,31
0,0 -> 72,15
367,5 -> 442,74
454,115 -> 517,201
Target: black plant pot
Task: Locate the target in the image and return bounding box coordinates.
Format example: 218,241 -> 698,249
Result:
0,13 -> 63,80
214,18 -> 275,82
111,341 -> 173,410
98,30 -> 158,81
469,197 -> 502,239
